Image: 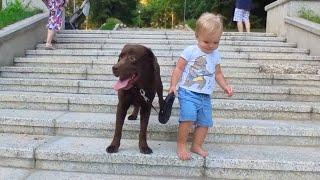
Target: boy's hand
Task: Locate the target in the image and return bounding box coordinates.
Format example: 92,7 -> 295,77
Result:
224,86 -> 233,97
168,86 -> 177,96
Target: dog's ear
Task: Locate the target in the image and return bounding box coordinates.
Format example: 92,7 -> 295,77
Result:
145,47 -> 159,74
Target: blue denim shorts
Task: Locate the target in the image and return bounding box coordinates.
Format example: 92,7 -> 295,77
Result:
178,87 -> 213,127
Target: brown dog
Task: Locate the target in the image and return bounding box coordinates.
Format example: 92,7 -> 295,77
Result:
106,44 -> 164,154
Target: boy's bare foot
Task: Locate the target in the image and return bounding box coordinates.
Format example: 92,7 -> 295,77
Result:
177,143 -> 191,160
191,146 -> 208,157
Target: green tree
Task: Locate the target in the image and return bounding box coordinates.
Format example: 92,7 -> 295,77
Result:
139,0 -> 180,28
140,0 -> 276,30
89,0 -> 137,28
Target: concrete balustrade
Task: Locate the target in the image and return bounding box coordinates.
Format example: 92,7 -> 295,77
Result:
265,0 -> 320,55
0,13 -> 47,67
2,0 -> 47,10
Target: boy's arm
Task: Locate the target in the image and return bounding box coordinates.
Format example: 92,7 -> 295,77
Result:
169,57 -> 187,95
215,64 -> 233,96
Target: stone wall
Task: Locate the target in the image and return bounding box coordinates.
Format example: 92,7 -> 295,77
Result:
2,0 -> 47,10
0,13 -> 47,67
265,0 -> 320,56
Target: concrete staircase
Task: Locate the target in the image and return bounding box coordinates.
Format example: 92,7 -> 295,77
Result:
0,29 -> 320,179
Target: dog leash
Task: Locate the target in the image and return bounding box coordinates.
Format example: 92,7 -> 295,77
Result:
138,88 -> 159,113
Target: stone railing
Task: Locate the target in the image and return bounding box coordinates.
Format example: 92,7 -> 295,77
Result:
2,0 -> 47,10
0,13 -> 48,66
265,0 -> 320,55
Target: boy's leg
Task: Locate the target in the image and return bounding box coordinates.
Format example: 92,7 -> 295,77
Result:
233,8 -> 244,32
244,20 -> 251,32
177,121 -> 193,160
191,126 -> 208,157
243,10 -> 251,32
237,22 -> 244,32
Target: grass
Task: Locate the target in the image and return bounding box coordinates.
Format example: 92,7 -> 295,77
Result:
0,0 -> 42,29
298,8 -> 320,24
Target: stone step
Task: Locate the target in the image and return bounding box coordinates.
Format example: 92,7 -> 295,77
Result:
1,66 -> 320,86
0,78 -> 319,102
3,62 -> 261,74
55,33 -> 286,42
55,31 -> 277,37
0,133 -> 319,179
1,109 -> 320,146
24,49 -> 317,60
0,91 -> 319,120
15,56 -> 177,67
55,38 -> 294,47
0,166 -> 186,180
15,55 -> 320,66
36,43 -> 309,54
59,30 -> 277,37
13,61 -> 260,69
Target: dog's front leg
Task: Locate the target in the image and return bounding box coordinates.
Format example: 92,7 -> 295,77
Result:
106,102 -> 129,153
139,105 -> 152,154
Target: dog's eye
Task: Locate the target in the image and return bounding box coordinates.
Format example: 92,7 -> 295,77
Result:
128,56 -> 136,63
118,54 -> 123,62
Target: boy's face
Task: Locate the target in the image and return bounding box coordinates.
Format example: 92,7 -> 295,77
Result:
196,30 -> 222,54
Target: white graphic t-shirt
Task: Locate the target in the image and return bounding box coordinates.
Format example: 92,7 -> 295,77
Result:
178,45 -> 221,95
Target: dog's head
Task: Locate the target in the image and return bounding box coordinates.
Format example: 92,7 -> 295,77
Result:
113,44 -> 156,91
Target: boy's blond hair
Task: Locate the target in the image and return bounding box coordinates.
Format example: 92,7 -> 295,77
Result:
195,12 -> 223,37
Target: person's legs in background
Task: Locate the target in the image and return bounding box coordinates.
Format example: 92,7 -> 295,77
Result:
45,29 -> 55,49
234,8 -> 251,32
233,8 -> 244,32
242,9 -> 251,32
237,21 -> 244,32
45,5 -> 64,50
244,20 -> 250,32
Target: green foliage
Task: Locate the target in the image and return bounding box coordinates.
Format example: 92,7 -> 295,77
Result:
186,18 -> 196,30
69,0 -> 276,30
138,0 -> 180,28
298,8 -> 320,24
89,0 -> 137,28
138,0 -> 273,30
100,17 -> 122,30
0,0 -> 41,29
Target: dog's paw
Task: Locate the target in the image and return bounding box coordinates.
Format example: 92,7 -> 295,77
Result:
128,115 -> 137,120
140,146 -> 153,154
106,145 -> 119,153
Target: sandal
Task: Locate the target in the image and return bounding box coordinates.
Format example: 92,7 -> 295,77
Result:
158,92 -> 176,124
43,39 -> 57,44
45,44 -> 54,50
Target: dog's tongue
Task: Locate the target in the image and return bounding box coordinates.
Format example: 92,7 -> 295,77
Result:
113,78 -> 130,91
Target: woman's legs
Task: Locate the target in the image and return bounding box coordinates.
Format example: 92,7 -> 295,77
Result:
45,29 -> 55,49
177,121 -> 193,160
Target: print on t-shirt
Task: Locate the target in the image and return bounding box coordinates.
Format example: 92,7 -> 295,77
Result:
183,55 -> 212,90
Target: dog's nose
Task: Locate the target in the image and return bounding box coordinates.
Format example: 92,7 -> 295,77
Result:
112,65 -> 119,77
112,65 -> 118,72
